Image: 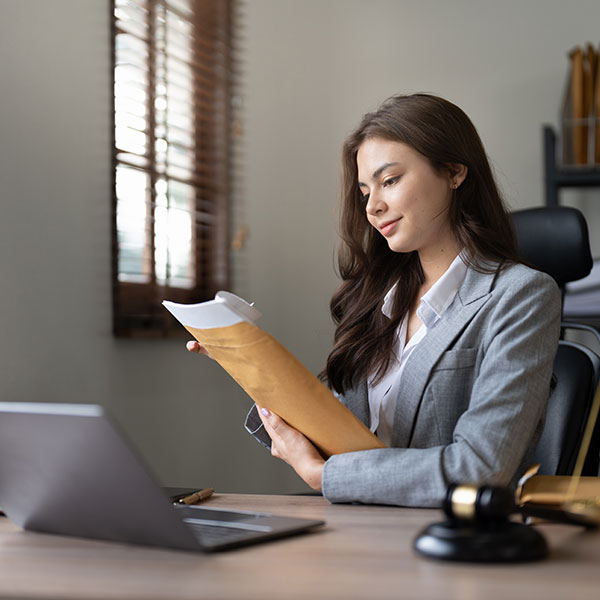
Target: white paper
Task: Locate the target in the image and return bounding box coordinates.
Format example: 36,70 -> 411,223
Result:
162,291 -> 262,329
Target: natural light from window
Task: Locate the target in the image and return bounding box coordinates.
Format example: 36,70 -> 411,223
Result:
114,0 -> 195,289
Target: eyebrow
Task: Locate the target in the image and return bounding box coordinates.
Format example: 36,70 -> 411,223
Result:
357,162 -> 399,188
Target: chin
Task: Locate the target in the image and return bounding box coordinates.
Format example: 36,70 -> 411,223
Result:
386,239 -> 414,254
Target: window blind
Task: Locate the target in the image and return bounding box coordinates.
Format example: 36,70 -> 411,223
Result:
112,0 -> 240,335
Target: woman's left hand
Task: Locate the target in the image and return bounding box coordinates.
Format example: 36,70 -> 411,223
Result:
256,407 -> 325,491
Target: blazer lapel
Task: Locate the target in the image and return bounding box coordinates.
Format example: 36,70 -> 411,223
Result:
389,266 -> 498,448
342,380 -> 370,428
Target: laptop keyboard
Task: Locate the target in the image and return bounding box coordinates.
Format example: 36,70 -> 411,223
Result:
186,522 -> 260,544
183,517 -> 273,546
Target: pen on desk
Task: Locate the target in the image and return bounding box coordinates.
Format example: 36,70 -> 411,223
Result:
178,488 -> 214,505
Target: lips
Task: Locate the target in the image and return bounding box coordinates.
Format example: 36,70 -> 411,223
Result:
379,218 -> 401,236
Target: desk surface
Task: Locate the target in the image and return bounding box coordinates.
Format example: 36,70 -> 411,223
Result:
0,493 -> 599,600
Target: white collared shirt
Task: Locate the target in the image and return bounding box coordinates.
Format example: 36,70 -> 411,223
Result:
368,252 -> 468,445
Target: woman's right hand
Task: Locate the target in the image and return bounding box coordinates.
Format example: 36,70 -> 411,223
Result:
186,341 -> 213,359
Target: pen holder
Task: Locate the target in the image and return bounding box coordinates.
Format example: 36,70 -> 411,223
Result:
413,484 -> 548,563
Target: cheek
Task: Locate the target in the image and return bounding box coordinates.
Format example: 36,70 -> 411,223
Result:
427,181 -> 452,211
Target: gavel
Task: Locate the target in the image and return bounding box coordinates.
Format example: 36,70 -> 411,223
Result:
413,483 -> 598,563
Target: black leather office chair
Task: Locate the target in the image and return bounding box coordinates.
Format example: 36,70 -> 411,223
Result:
512,206 -> 600,476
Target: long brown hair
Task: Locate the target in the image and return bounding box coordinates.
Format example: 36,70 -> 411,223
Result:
324,93 -> 520,394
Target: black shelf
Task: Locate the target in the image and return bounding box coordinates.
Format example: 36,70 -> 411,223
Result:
544,126 -> 600,206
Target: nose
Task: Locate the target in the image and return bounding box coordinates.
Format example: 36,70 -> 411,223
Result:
365,189 -> 385,216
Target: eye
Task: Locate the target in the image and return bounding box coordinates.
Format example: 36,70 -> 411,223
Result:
383,176 -> 400,188
358,187 -> 370,203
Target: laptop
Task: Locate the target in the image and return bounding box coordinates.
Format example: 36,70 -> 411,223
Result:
0,402 -> 324,552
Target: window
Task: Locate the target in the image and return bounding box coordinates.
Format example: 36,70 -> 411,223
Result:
112,0 -> 240,335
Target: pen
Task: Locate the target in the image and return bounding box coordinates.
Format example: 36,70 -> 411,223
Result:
176,488 -> 214,505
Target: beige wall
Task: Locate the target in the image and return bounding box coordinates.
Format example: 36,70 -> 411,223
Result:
1,0 -> 599,494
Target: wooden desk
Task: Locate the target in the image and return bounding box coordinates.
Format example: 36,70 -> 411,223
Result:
0,493 -> 599,599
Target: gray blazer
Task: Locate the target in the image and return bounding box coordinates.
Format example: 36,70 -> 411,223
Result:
246,262 -> 561,508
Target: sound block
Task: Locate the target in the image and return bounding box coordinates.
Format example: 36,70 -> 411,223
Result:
413,519 -> 548,563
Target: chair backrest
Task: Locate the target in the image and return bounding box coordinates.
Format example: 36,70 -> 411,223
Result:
531,340 -> 600,476
511,206 -> 592,290
512,206 -> 599,476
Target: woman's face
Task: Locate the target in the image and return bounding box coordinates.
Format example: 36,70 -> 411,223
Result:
357,137 -> 459,258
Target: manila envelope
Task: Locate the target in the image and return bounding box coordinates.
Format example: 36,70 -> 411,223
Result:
186,321 -> 385,457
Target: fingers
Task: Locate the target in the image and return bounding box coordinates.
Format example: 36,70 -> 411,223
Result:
257,406 -> 276,438
257,407 -> 285,439
256,406 -> 324,490
256,407 -> 286,458
185,341 -> 213,358
258,407 -> 281,430
257,408 -> 312,464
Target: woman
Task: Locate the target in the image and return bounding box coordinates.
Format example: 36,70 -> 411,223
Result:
188,93 -> 561,507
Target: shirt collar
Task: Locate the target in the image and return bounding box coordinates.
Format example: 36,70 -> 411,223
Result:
381,281 -> 398,319
381,251 -> 468,324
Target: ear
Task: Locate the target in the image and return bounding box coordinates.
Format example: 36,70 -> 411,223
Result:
446,163 -> 468,189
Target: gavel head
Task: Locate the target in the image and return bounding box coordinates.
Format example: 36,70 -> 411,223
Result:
443,483 -> 517,524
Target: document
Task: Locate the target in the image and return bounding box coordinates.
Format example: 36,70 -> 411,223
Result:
519,475 -> 600,507
163,292 -> 385,457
